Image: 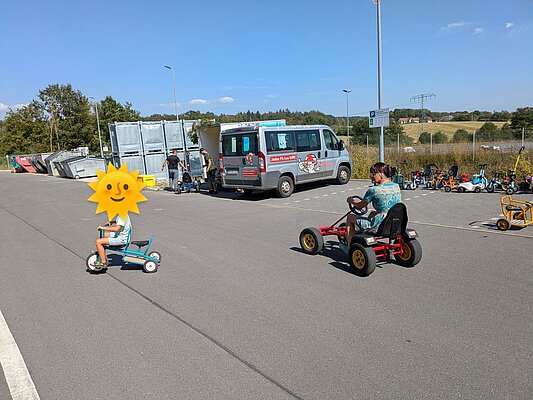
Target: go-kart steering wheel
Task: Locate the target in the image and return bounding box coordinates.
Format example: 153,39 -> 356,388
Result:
349,195 -> 368,215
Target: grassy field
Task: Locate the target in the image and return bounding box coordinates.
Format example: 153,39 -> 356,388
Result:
402,121 -> 507,141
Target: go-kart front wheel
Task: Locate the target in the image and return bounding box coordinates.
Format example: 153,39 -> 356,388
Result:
349,243 -> 376,277
148,251 -> 161,262
299,227 -> 324,255
496,219 -> 510,231
394,238 -> 422,268
143,260 -> 158,273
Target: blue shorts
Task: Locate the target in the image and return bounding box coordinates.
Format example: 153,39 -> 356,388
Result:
108,235 -> 126,246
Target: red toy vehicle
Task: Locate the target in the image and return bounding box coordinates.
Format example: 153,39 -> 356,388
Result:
299,196 -> 422,276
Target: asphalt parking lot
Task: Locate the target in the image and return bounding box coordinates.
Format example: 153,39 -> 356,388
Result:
0,171 -> 531,399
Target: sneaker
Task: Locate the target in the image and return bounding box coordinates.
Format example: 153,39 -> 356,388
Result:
91,260 -> 108,269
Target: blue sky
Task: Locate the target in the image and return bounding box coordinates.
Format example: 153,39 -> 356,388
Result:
1,0 -> 532,119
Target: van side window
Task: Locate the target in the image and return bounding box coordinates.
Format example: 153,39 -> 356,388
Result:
266,131 -> 295,153
296,130 -> 321,152
323,130 -> 339,150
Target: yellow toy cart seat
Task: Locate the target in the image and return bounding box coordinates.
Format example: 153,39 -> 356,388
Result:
496,195 -> 533,231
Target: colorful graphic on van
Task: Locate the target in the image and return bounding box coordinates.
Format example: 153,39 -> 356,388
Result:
298,154 -> 320,173
269,154 -> 297,163
242,169 -> 258,177
245,153 -> 254,165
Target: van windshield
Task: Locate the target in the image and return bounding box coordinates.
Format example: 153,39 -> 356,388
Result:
222,132 -> 258,156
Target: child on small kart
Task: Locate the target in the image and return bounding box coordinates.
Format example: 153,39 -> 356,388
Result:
345,162 -> 402,245
92,214 -> 132,268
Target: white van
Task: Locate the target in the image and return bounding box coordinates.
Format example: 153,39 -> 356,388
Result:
219,125 -> 352,197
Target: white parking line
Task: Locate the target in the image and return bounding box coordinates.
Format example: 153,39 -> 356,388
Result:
405,198 -> 411,201
303,198 -> 310,201
323,194 -> 328,197
331,192 -> 337,195
294,200 -> 301,203
313,196 -> 319,199
154,208 -> 164,211
490,217 -> 500,221
340,190 -> 346,193
422,194 -> 428,196
0,309 -> 41,399
348,188 -> 354,191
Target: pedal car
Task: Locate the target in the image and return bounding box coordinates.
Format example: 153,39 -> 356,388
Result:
86,224 -> 161,273
176,171 -> 200,194
299,196 -> 422,276
496,195 -> 533,231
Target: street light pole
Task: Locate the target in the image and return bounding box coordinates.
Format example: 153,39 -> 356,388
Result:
89,97 -> 104,158
164,65 -> 179,122
342,89 -> 351,147
371,0 -> 384,162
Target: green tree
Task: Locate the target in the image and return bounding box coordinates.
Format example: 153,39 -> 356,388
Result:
476,122 -> 499,141
38,84 -> 93,151
0,102 -> 49,155
451,129 -> 473,143
418,131 -> 431,143
433,131 -> 448,144
385,121 -> 413,146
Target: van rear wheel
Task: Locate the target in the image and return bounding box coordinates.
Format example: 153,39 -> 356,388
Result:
337,166 -> 350,185
276,176 -> 294,198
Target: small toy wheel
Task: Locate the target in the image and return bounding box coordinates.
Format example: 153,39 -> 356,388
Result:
299,227 -> 324,255
148,251 -> 161,262
444,186 -> 451,192
86,252 -> 100,272
349,195 -> 368,215
456,187 -> 464,193
486,185 -> 494,193
505,187 -> 515,195
496,219 -> 510,231
394,238 -> 422,267
474,187 -> 481,193
410,182 -> 417,190
143,260 -> 158,273
349,243 -> 376,276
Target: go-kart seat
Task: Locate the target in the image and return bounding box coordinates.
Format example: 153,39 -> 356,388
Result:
131,240 -> 149,248
373,203 -> 408,238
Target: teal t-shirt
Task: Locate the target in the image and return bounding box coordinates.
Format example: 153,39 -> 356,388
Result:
114,214 -> 131,244
361,182 -> 402,232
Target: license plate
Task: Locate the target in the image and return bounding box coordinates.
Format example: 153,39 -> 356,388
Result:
225,169 -> 238,175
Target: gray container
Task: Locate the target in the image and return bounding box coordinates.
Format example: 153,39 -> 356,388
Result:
109,122 -> 142,155
140,121 -> 165,153
44,150 -> 82,176
163,120 -> 185,150
144,153 -> 167,180
62,156 -> 106,179
118,154 -> 146,175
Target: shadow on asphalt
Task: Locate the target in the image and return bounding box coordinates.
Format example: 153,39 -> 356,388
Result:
86,253 -> 145,274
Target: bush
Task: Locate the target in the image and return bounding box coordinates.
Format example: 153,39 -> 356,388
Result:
452,129 -> 473,143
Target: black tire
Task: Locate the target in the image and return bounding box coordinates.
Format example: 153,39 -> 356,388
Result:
86,252 -> 99,272
148,251 -> 161,262
276,176 -> 294,198
456,186 -> 464,193
394,238 -> 422,267
496,219 -> 510,231
444,186 -> 451,192
143,260 -> 158,273
336,166 -> 350,185
486,185 -> 494,193
349,243 -> 377,277
505,187 -> 515,195
474,187 -> 481,193
299,227 -> 324,255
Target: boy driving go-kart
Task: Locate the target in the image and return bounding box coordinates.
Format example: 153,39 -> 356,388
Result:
345,162 -> 402,244
299,162 -> 422,276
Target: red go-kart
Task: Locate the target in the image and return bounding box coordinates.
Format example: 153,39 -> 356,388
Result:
299,196 -> 422,276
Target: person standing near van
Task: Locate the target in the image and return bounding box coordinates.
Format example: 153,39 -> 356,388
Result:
162,149 -> 186,192
200,147 -> 217,194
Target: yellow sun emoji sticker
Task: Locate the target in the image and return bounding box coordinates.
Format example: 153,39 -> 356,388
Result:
88,163 -> 147,220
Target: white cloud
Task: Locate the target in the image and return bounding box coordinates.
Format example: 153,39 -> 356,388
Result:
440,21 -> 472,33
190,99 -> 209,105
505,22 -> 514,29
0,102 -> 8,112
473,27 -> 485,35
220,96 -> 234,103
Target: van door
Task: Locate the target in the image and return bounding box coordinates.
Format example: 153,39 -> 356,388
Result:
322,129 -> 342,177
295,129 -> 323,182
221,131 -> 261,186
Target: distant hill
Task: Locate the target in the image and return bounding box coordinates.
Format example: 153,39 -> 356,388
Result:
402,121 -> 508,141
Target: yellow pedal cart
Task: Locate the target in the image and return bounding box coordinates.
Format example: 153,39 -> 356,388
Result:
496,195 -> 533,231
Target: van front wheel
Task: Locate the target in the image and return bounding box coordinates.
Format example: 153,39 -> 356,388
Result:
276,176 -> 294,198
337,166 -> 351,184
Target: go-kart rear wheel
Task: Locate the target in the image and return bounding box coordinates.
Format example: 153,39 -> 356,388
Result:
349,243 -> 376,277
496,219 -> 510,231
394,239 -> 422,268
444,186 -> 451,192
299,227 -> 324,255
148,251 -> 161,262
486,185 -> 494,193
505,187 -> 515,195
474,187 -> 481,193
143,260 -> 158,273
456,186 -> 464,193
